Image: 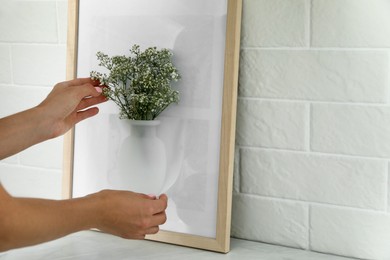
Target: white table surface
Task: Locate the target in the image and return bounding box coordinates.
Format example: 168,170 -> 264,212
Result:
1,231 -> 353,260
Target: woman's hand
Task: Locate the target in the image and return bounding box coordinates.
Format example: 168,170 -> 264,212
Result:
37,77 -> 107,138
0,78 -> 107,159
0,184 -> 168,252
90,190 -> 168,239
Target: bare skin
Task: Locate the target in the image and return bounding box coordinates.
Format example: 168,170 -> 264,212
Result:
0,78 -> 168,252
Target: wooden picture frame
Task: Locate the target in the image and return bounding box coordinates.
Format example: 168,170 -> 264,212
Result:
63,0 -> 242,253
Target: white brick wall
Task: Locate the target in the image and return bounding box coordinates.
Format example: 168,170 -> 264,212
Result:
236,99 -> 307,150
312,104 -> 390,158
232,193 -> 309,249
311,206 -> 390,259
12,45 -> 66,86
233,0 -> 390,258
0,0 -> 67,199
0,46 -> 12,84
311,0 -> 390,47
0,1 -> 58,43
239,149 -> 387,210
1,0 -> 390,259
240,0 -> 309,47
239,50 -> 389,102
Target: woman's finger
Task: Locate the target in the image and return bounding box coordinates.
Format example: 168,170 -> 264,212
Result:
150,211 -> 167,226
76,95 -> 107,111
145,226 -> 160,235
75,107 -> 100,124
62,77 -> 101,88
150,195 -> 168,214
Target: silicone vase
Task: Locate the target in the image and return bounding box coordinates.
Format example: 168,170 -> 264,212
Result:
112,120 -> 167,194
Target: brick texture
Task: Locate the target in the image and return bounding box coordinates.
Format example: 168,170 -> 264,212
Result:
233,0 -> 390,258
312,0 -> 390,47
0,1 -> 67,199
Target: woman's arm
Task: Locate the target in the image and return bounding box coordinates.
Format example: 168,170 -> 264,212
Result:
0,78 -> 168,252
0,184 -> 167,252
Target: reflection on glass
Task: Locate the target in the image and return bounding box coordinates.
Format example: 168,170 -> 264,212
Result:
74,0 -> 227,238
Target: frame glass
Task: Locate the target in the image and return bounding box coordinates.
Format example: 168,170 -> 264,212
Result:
63,0 -> 242,253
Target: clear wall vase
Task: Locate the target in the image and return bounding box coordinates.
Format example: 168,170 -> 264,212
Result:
110,120 -> 167,195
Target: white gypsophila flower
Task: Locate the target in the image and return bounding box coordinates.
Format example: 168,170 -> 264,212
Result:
91,45 -> 181,120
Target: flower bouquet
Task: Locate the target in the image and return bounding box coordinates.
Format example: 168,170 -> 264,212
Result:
91,44 -> 180,120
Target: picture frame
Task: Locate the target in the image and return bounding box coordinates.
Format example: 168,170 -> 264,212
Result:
63,0 -> 242,253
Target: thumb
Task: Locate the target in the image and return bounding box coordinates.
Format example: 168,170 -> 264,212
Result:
158,194 -> 168,202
